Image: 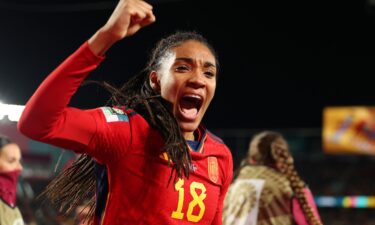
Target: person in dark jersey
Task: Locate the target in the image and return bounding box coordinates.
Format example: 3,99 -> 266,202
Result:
223,131 -> 322,225
0,135 -> 24,225
18,0 -> 233,224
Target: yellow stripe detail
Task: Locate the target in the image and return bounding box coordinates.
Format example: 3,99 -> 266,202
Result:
99,165 -> 111,225
188,133 -> 207,153
198,134 -> 207,153
163,152 -> 169,161
99,191 -> 111,225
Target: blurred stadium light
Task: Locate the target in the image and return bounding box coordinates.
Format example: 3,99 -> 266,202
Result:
0,102 -> 24,122
316,196 -> 375,208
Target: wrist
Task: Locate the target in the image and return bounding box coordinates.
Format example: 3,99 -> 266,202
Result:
88,28 -> 119,56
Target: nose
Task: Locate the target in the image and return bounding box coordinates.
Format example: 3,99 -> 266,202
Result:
17,161 -> 23,171
188,71 -> 206,88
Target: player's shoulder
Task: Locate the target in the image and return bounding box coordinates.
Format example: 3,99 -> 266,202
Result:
206,129 -> 225,145
98,106 -> 137,123
205,129 -> 232,155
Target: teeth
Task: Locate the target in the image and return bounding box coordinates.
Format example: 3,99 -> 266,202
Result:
184,94 -> 202,100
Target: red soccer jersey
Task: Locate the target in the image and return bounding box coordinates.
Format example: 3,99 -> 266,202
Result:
18,42 -> 233,225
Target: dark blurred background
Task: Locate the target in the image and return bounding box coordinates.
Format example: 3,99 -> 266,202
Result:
1,0 -> 375,224
2,0 -> 375,129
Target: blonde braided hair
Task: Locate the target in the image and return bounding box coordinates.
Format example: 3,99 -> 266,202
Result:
249,131 -> 322,225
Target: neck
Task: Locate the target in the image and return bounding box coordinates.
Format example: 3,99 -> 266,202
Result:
183,132 -> 195,141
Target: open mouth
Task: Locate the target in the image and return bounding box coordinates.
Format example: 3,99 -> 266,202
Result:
179,94 -> 203,121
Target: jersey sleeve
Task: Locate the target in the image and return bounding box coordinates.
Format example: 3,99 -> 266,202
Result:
17,41 -> 114,160
212,147 -> 233,225
84,106 -> 133,163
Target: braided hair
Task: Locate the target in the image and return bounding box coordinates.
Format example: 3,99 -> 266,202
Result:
41,31 -> 219,222
235,131 -> 322,225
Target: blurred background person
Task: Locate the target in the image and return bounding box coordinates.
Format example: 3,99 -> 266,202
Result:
0,135 -> 24,225
223,131 -> 322,225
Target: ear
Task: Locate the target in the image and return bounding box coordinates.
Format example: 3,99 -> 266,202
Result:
149,71 -> 160,92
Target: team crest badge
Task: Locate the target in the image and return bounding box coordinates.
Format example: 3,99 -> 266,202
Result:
208,156 -> 219,183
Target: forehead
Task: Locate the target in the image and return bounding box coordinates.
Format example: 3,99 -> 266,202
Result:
0,143 -> 21,158
171,40 -> 216,65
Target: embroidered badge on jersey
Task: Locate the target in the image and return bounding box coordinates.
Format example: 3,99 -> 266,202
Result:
208,156 -> 219,183
101,107 -> 129,122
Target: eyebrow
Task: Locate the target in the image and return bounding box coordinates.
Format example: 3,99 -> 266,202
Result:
175,57 -> 216,69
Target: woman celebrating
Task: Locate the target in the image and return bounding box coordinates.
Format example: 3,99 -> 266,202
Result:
18,0 -> 233,224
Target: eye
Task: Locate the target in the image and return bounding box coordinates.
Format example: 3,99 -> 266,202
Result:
204,71 -> 216,78
7,158 -> 16,163
175,65 -> 190,72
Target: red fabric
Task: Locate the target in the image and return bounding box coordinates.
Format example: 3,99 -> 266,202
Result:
292,187 -> 322,225
18,42 -> 233,224
18,42 -> 104,153
0,170 -> 21,207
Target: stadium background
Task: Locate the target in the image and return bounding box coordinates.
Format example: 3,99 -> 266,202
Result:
1,0 -> 375,224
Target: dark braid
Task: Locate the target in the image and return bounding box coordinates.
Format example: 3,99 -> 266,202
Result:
41,31 -> 219,223
271,142 -> 322,225
39,155 -> 95,217
249,131 -> 322,225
